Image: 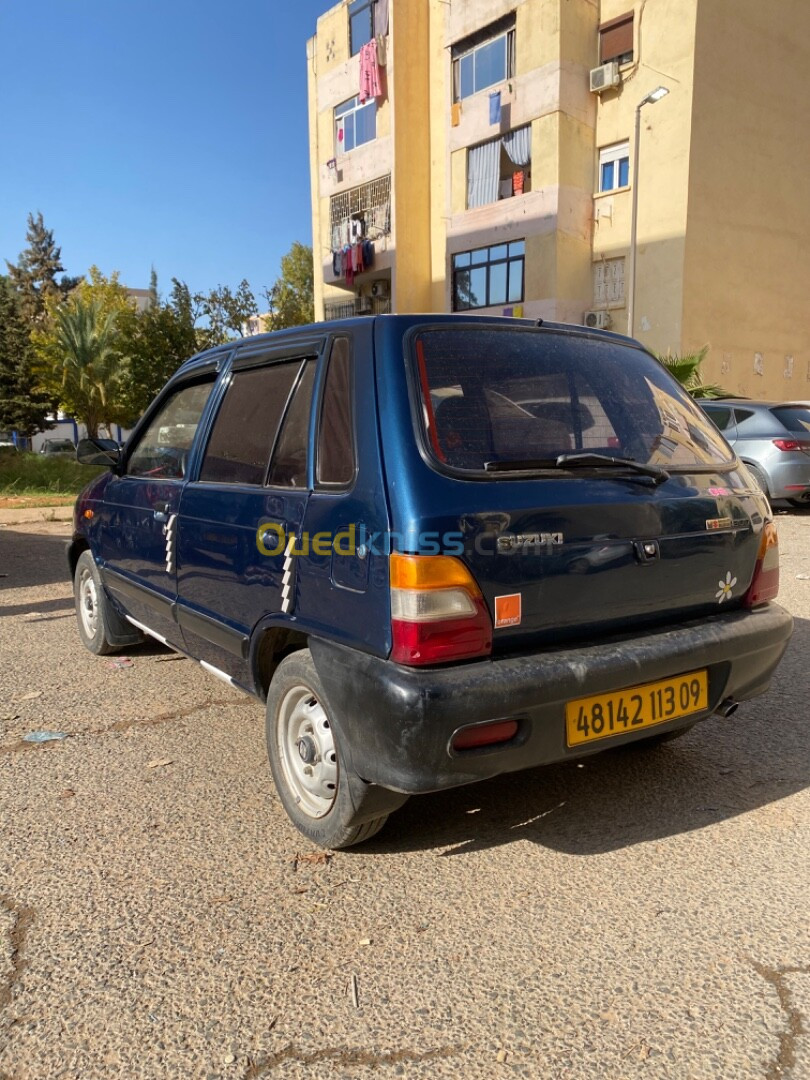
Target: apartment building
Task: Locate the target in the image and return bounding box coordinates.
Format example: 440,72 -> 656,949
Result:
307,0 -> 810,399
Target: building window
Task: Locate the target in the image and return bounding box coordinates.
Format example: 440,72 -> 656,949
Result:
452,15 -> 516,102
335,95 -> 376,154
599,12 -> 634,65
349,0 -> 374,56
452,241 -> 525,311
593,258 -> 625,307
599,142 -> 630,192
467,125 -> 532,209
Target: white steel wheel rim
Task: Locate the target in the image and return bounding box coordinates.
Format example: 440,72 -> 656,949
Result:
78,567 -> 99,639
277,685 -> 338,819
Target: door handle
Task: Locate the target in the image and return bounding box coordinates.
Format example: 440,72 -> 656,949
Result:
154,501 -> 170,522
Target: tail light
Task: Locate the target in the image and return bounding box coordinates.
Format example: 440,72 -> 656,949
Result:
743,521 -> 780,607
390,553 -> 492,665
773,438 -> 810,452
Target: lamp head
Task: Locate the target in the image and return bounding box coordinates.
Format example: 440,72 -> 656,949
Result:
640,86 -> 670,106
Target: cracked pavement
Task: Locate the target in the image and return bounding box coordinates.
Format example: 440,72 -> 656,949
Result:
1,514 -> 808,1079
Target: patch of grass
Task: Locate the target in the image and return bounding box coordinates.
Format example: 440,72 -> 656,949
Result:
0,451 -> 106,496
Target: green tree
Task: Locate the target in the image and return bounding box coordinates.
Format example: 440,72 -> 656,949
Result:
0,276 -> 54,436
32,269 -> 134,437
657,346 -> 729,399
5,212 -> 80,324
118,277 -> 199,418
265,242 -> 314,330
196,279 -> 258,347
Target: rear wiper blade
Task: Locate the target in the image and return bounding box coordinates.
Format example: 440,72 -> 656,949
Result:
484,453 -> 669,485
555,453 -> 670,485
484,458 -> 557,472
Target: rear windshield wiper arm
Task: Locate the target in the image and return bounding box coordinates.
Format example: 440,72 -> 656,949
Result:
555,452 -> 670,485
484,453 -> 669,485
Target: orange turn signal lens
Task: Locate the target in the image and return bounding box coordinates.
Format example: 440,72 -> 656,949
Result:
389,553 -> 481,594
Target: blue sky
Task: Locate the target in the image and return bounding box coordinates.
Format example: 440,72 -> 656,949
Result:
0,0 -> 329,302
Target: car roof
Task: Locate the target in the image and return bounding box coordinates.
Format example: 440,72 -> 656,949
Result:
173,314 -> 647,377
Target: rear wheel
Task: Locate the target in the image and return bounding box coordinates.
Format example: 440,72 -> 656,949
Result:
265,650 -> 407,848
787,495 -> 810,508
744,463 -> 770,498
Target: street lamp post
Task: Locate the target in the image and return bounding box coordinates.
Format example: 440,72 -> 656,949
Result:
627,86 -> 670,338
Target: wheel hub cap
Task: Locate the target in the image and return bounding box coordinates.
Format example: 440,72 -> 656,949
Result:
277,688 -> 338,819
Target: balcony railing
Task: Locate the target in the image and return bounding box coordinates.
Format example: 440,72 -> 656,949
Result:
324,296 -> 391,321
330,175 -> 391,248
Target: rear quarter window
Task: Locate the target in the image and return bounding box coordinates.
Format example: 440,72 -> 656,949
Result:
412,328 -> 734,473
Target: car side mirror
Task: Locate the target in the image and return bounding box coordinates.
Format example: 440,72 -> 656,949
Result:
76,438 -> 122,469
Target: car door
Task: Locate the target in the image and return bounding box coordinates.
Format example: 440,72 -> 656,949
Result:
175,344 -> 321,684
97,374 -> 217,646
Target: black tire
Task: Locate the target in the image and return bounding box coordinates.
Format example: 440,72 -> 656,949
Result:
73,550 -> 140,655
265,649 -> 407,849
744,463 -> 770,498
787,497 -> 810,509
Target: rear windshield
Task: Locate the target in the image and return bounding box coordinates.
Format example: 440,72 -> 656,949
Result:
412,328 -> 734,472
771,406 -> 810,434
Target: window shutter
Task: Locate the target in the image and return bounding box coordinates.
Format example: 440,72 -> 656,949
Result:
599,13 -> 633,63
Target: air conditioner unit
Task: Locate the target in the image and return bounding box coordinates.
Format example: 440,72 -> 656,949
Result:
370,280 -> 389,299
589,61 -> 620,93
584,310 -> 612,330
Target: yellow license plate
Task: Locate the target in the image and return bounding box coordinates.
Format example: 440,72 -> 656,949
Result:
565,670 -> 709,747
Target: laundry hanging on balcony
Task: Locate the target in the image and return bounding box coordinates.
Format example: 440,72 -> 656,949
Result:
331,240 -> 375,282
373,0 -> 389,36
359,40 -> 383,102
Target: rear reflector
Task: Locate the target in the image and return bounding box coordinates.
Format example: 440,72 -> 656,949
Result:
390,553 -> 493,665
452,719 -> 519,751
743,521 -> 780,607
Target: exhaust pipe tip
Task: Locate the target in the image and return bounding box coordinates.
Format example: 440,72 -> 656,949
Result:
717,697 -> 739,719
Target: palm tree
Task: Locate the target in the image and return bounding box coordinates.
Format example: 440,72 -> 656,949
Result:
50,297 -> 124,438
657,346 -> 729,399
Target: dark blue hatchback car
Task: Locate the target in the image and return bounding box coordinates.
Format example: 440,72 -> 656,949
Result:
70,315 -> 793,847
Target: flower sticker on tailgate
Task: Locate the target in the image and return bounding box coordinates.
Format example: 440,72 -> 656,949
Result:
715,571 -> 737,603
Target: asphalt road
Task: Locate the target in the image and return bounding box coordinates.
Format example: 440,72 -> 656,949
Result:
1,511 -> 808,1080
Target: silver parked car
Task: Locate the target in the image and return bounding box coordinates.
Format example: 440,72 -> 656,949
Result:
701,399 -> 810,506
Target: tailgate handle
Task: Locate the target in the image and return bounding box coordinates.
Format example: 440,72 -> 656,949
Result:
634,539 -> 660,563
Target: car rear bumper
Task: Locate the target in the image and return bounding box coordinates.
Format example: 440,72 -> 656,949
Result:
759,457 -> 810,499
310,603 -> 793,794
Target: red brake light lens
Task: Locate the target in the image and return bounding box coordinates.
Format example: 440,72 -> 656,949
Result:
743,521 -> 780,607
772,438 -> 810,452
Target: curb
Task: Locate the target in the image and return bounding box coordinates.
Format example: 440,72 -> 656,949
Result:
0,504 -> 75,526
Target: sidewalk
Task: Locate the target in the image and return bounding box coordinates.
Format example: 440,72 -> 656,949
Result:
0,503 -> 75,526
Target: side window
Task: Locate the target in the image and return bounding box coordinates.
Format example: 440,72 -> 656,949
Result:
127,380 -> 213,479
200,362 -> 301,486
266,360 -> 316,488
317,338 -> 355,487
704,406 -> 732,431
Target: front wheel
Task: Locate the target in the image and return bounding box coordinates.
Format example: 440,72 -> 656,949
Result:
73,550 -> 143,655
265,650 -> 407,849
